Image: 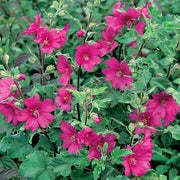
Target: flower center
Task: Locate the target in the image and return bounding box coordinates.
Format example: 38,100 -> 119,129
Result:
107,42 -> 113,48
43,38 -> 49,46
82,53 -> 89,61
71,134 -> 77,142
32,109 -> 39,118
129,157 -> 136,166
66,68 -> 71,73
159,98 -> 168,106
64,97 -> 69,103
116,68 -> 122,77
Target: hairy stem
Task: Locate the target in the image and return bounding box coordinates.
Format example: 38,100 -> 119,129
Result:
135,40 -> 145,60
118,43 -> 123,62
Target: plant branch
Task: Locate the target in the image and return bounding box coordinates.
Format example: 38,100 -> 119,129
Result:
118,43 -> 123,62
135,40 -> 145,60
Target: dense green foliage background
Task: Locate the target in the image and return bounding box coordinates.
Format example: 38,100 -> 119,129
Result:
0,0 -> 180,179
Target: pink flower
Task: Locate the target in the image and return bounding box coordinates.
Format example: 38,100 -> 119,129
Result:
0,77 -> 19,101
97,27 -> 117,57
88,133 -> 117,161
18,94 -> 55,131
145,91 -> 180,127
76,42 -> 102,72
105,2 -> 126,34
24,13 -> 41,34
34,23 -> 69,54
54,85 -> 75,112
122,143 -> 151,177
18,74 -> 26,80
78,128 -> 98,146
76,30 -> 85,39
128,40 -> 137,49
57,55 -> 73,86
102,58 -> 133,91
0,100 -> 20,126
94,116 -> 102,124
140,2 -> 152,19
60,120 -> 81,154
129,109 -> 162,135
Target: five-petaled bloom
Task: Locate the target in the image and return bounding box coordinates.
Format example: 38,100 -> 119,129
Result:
54,85 -> 75,112
122,142 -> 152,177
34,23 -> 69,54
76,42 -> 102,72
24,13 -> 41,35
60,120 -> 82,154
102,58 -> 133,91
129,109 -> 162,135
18,94 -> 55,131
97,27 -> 117,57
57,55 -> 73,86
145,91 -> 180,127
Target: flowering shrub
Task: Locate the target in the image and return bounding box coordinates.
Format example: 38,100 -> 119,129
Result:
0,0 -> 180,179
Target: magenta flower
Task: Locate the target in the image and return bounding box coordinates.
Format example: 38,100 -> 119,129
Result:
0,77 -> 19,101
18,74 -> 26,81
94,116 -> 102,124
60,120 -> 81,154
76,42 -> 102,72
88,133 -> 117,161
24,13 -> 41,35
54,85 -> 75,112
57,55 -> 73,86
0,100 -> 20,126
105,2 -> 126,34
18,94 -> 55,131
122,144 -> 151,177
128,40 -> 137,49
145,91 -> 180,127
102,58 -> 133,91
78,128 -> 98,146
76,30 -> 85,39
97,27 -> 117,57
34,23 -> 69,54
129,109 -> 162,135
140,2 -> 152,19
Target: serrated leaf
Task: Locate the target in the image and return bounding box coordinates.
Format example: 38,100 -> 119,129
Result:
150,77 -> 170,90
14,52 -> 32,67
93,161 -> 105,180
19,151 -> 54,179
50,155 -> 71,177
156,165 -> 170,176
153,144 -> 162,155
167,125 -> 180,140
173,78 -> 180,85
92,87 -> 107,95
0,132 -> 32,158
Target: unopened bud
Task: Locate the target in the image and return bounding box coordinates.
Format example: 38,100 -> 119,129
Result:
89,22 -> 96,29
15,74 -> 26,81
14,102 -> 21,108
28,56 -> 37,64
128,123 -> 135,132
174,63 -> 180,70
62,4 -> 68,9
90,112 -> 98,119
0,48 -> 4,55
157,73 -> 163,77
0,70 -> 10,78
51,1 -> 59,9
9,85 -> 18,94
59,11 -> 66,17
129,59 -> 136,67
46,65 -> 55,73
48,13 -> 53,18
87,2 -> 93,8
138,122 -> 144,128
3,54 -> 9,64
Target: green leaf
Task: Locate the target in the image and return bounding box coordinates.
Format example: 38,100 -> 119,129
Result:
173,78 -> 180,85
92,87 -> 107,95
169,168 -> 178,180
60,150 -> 90,167
150,77 -> 170,90
156,165 -> 171,176
0,156 -> 17,169
92,160 -> 105,180
163,22 -> 180,30
153,144 -> 162,155
5,39 -> 9,54
19,151 -> 54,179
167,125 -> 180,140
159,175 -> 168,180
135,171 -> 158,180
0,132 -> 32,158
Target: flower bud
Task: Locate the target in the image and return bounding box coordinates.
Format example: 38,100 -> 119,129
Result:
0,70 -> 9,78
138,122 -> 144,128
174,63 -> 180,71
89,22 -> 96,29
46,65 -> 55,73
9,85 -> 18,94
3,54 -> 9,64
28,56 -> 38,64
48,13 -> 53,18
14,102 -> 21,108
62,4 -> 68,9
15,74 -> 26,81
87,2 -> 93,8
51,1 -> 59,9
59,11 -> 66,17
128,123 -> 135,132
